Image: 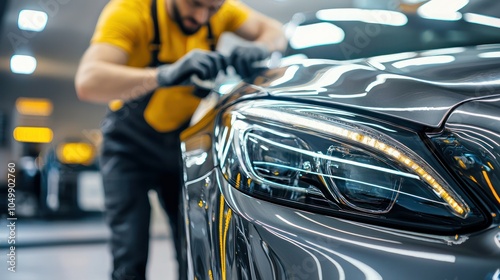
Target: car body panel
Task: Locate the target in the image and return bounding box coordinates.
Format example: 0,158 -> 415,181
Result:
181,44 -> 500,280
220,173 -> 500,280
245,45 -> 500,128
182,162 -> 500,280
432,96 -> 500,213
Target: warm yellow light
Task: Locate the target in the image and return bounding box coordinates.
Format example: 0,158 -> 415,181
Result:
366,138 -> 466,215
15,98 -> 53,116
482,171 -> 500,204
56,142 -> 95,165
487,162 -> 494,170
469,176 -> 478,183
235,173 -> 241,189
108,99 -> 124,112
13,126 -> 53,143
455,157 -> 467,169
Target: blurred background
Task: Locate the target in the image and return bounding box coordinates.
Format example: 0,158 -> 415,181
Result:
0,1 -> 345,279
1,0 -> 499,279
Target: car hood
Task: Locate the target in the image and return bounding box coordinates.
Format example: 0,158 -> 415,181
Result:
253,45 -> 500,128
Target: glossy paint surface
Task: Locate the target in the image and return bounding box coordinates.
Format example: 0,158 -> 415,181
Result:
180,45 -> 500,280
253,45 -> 500,128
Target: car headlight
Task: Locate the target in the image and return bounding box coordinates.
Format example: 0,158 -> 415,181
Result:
216,101 -> 488,233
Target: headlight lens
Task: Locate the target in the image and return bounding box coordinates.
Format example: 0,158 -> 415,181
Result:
217,101 -> 488,233
430,132 -> 500,207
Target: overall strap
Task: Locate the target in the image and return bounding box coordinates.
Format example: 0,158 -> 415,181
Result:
149,0 -> 216,67
207,23 -> 216,51
149,0 -> 161,67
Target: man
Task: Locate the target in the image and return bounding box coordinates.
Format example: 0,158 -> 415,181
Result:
74,0 -> 286,279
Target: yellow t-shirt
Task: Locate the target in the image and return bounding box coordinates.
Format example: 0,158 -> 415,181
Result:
91,0 -> 251,132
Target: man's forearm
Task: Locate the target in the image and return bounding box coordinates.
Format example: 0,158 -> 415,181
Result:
75,61 -> 159,104
253,17 -> 287,53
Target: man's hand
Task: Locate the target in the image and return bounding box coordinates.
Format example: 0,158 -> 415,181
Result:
192,86 -> 212,98
229,44 -> 270,78
157,50 -> 227,87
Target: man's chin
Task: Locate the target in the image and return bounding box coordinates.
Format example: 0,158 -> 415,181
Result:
181,23 -> 201,35
184,28 -> 200,35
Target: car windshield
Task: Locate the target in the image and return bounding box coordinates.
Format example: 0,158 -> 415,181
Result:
284,0 -> 500,60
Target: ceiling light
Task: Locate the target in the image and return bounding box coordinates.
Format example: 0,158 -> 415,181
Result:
10,55 -> 37,74
13,127 -> 53,143
478,51 -> 500,58
316,9 -> 408,26
290,22 -> 345,49
417,0 -> 469,21
18,9 -> 48,32
464,13 -> 500,28
15,98 -> 53,116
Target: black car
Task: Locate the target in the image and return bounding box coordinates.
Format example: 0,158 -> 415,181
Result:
38,140 -> 104,217
179,1 -> 500,279
180,43 -> 500,280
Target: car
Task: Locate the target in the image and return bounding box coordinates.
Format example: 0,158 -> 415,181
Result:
39,139 -> 104,217
178,1 -> 500,278
1,139 -> 103,218
179,44 -> 500,280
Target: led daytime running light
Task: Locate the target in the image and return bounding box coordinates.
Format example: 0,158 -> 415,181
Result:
242,107 -> 468,217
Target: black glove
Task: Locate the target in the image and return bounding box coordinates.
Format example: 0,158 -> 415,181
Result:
192,86 -> 211,98
157,50 -> 227,87
229,44 -> 270,78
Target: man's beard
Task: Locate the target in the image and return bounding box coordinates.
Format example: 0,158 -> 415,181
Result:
172,2 -> 202,35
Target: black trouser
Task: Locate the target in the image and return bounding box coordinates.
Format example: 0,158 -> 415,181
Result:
99,100 -> 190,280
103,172 -> 183,280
